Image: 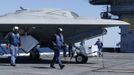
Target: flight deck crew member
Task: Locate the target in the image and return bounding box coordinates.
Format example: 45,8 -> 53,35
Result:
50,28 -> 65,69
6,26 -> 21,66
95,38 -> 103,57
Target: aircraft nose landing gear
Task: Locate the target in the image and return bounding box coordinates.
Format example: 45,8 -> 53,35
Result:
75,53 -> 88,63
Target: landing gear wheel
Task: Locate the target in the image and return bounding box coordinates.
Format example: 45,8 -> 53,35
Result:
29,48 -> 40,60
75,54 -> 88,63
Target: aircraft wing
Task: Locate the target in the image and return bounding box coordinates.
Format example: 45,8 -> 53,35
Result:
0,18 -> 129,25
0,8 -> 130,52
0,8 -> 129,25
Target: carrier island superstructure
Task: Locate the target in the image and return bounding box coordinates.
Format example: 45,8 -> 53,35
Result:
90,0 -> 134,52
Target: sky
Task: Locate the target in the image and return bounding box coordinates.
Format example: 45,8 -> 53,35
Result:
0,0 -> 120,47
0,0 -> 103,17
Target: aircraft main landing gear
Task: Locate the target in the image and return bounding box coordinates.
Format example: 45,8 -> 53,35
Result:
29,48 -> 40,60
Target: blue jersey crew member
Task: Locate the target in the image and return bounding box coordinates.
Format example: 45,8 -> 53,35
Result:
50,28 -> 65,69
6,26 -> 21,66
95,38 -> 103,56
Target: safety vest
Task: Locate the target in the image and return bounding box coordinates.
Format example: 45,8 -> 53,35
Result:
54,33 -> 64,47
95,41 -> 103,49
8,32 -> 20,46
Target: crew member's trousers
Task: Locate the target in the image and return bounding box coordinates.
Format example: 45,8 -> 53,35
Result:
51,46 -> 62,66
10,45 -> 19,65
